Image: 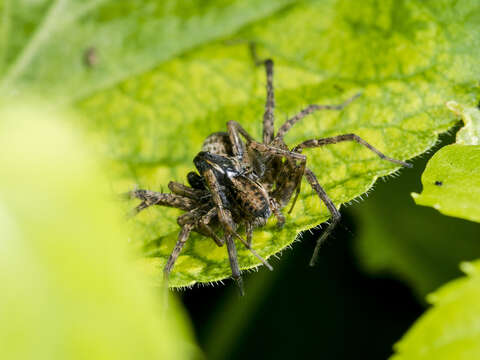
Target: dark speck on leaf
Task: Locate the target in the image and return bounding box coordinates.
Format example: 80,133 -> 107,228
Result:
84,47 -> 98,68
435,181 -> 443,186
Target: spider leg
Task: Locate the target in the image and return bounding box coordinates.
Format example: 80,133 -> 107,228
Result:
249,42 -> 275,144
271,199 -> 286,228
248,141 -> 307,210
163,223 -> 194,282
303,168 -> 340,267
168,181 -> 209,201
130,189 -> 197,213
177,206 -> 223,247
199,207 -> 224,246
197,223 -> 223,247
262,58 -> 275,144
225,233 -> 244,296
248,141 -> 306,162
285,159 -> 306,214
245,222 -> 253,246
293,134 -> 412,168
226,120 -> 255,157
275,93 -> 361,140
202,168 -> 273,272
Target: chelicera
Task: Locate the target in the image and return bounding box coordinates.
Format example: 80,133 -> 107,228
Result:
130,48 -> 411,295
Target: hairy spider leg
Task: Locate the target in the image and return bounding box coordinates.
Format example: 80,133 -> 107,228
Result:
198,207 -> 224,246
291,135 -> 412,265
245,222 -> 253,247
164,207 -> 243,284
164,223 -> 194,281
285,159 -> 306,214
275,93 -> 362,140
292,134 -> 412,168
271,199 -> 286,227
168,181 -> 209,200
177,206 -> 224,247
249,42 -> 275,144
226,121 -> 247,158
262,59 -> 275,144
248,141 -> 307,213
303,168 -> 340,267
225,233 -> 244,296
130,189 -> 198,213
203,168 -> 273,277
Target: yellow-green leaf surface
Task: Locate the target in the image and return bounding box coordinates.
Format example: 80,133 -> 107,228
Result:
0,106 -> 196,359
392,260 -> 480,359
4,1 -> 480,287
412,102 -> 480,222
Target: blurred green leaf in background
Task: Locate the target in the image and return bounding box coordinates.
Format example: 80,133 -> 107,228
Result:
392,261 -> 480,359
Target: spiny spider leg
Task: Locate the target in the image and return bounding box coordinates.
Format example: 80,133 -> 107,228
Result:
286,159 -> 306,214
163,223 -> 194,282
249,141 -> 306,162
262,58 -> 275,144
245,222 -> 253,246
303,168 -> 341,267
168,181 -> 208,200
233,231 -> 273,271
249,42 -> 275,144
248,141 -> 307,212
225,233 -> 244,296
275,93 -> 362,140
176,205 -> 224,247
164,206 -> 231,283
202,168 -> 273,270
199,207 -> 224,247
267,198 -> 286,228
293,134 -> 412,168
226,121 -> 246,158
130,189 -> 197,213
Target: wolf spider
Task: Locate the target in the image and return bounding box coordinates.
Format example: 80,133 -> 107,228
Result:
130,50 -> 411,295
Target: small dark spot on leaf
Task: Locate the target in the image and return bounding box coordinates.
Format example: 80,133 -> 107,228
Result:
333,84 -> 344,92
435,180 -> 443,186
84,47 -> 98,68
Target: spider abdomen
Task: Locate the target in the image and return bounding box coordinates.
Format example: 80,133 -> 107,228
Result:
229,176 -> 271,220
202,132 -> 233,156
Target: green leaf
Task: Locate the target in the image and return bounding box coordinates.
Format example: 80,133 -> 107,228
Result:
391,260 -> 480,359
0,0 -> 293,101
0,105 -> 196,359
6,0 -> 480,287
446,101 -> 480,145
412,101 -> 480,222
412,144 -> 480,222
351,156 -> 480,299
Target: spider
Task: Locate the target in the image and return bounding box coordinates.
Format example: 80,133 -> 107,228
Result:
130,49 -> 411,295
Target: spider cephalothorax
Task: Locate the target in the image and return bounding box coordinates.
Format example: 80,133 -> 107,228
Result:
131,52 -> 411,295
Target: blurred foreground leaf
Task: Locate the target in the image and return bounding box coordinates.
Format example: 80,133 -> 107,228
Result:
392,260 -> 480,359
0,106 -> 196,359
412,102 -> 480,222
3,0 -> 480,286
